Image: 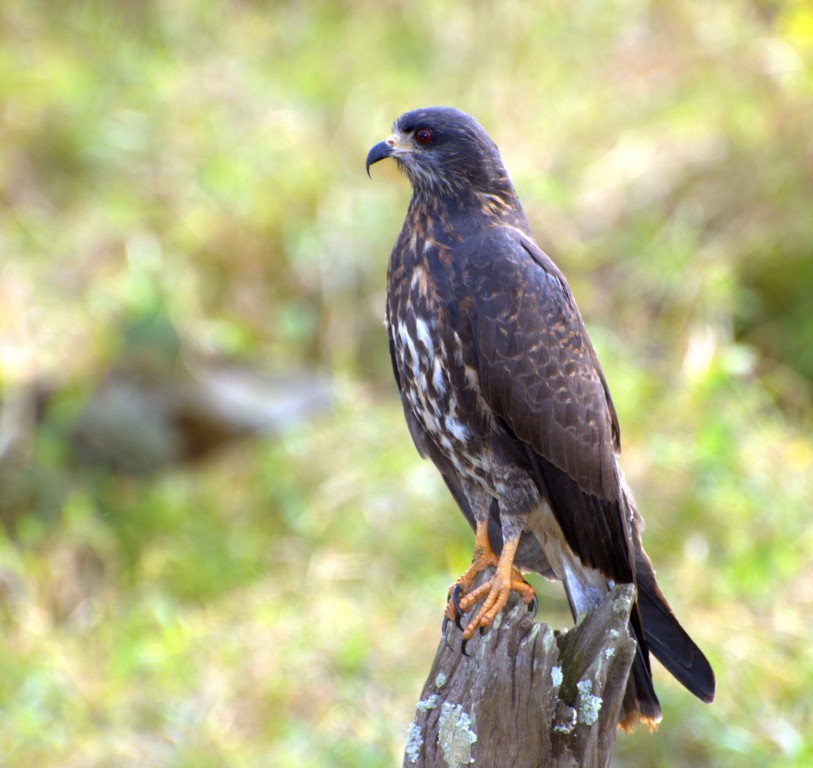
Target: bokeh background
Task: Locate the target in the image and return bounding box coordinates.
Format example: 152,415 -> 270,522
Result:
1,1 -> 812,765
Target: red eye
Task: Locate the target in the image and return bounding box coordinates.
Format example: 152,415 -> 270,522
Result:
415,128 -> 433,145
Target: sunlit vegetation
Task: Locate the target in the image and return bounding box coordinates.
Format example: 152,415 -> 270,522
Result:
1,1 -> 812,765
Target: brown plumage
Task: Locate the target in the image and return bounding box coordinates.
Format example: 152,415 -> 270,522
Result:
367,106 -> 714,729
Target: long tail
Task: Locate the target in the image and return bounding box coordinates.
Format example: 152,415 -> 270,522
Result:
634,543 -> 716,704
561,538 -> 715,729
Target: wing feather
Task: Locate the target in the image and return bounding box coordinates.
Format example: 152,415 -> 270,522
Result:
467,227 -> 633,580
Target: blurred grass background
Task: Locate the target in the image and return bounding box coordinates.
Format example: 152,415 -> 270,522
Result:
1,0 -> 812,765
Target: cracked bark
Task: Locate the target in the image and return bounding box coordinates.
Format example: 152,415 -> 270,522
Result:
402,576 -> 637,768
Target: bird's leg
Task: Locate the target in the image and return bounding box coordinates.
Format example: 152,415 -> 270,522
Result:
456,534 -> 536,641
444,518 -> 496,624
444,520 -> 536,640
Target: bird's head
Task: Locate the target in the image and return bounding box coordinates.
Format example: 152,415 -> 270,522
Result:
366,107 -> 517,206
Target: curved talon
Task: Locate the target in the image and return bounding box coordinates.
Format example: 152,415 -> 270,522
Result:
452,583 -> 463,613
528,594 -> 539,619
443,528 -> 537,651
451,584 -> 466,630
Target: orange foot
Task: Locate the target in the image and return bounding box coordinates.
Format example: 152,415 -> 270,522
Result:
444,521 -> 537,652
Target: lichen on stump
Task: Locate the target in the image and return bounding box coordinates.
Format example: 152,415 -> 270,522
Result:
403,575 -> 638,768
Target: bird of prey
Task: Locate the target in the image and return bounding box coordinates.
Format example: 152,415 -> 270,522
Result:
366,106 -> 715,729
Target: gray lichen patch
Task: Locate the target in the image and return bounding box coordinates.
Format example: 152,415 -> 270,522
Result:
576,679 -> 603,726
610,584 -> 635,618
434,672 -> 448,689
551,665 -> 563,688
416,693 -> 439,712
437,702 -> 477,767
405,721 -> 423,764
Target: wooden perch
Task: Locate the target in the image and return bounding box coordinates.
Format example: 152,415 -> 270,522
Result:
403,576 -> 638,768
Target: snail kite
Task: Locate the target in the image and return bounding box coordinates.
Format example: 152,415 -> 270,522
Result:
366,106 -> 715,729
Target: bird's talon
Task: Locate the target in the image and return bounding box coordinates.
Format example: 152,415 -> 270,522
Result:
452,583 -> 463,613
528,595 -> 539,619
451,584 -> 467,629
461,638 -> 471,657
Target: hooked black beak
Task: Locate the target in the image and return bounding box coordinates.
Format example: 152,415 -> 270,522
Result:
366,140 -> 393,178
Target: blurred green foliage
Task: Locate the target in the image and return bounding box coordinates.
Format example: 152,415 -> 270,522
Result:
1,0 -> 812,765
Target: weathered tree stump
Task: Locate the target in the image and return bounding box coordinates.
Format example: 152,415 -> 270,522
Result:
403,576 -> 637,768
